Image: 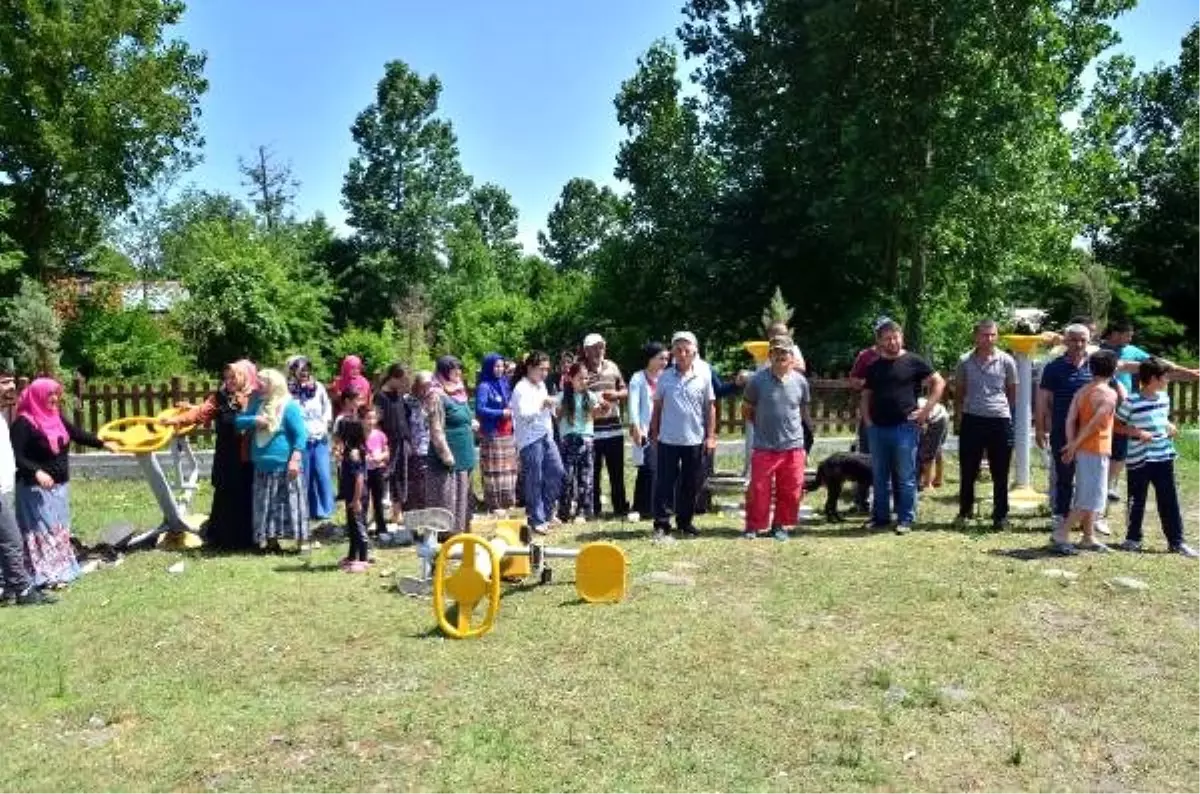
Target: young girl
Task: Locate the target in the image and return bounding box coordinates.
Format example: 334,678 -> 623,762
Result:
363,405 -> 391,535
331,388 -> 362,464
510,351 -> 564,534
335,416 -> 370,572
557,362 -> 600,522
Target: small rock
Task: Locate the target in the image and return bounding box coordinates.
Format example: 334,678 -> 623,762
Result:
638,571 -> 695,587
379,568 -> 395,578
166,561 -> 185,574
938,685 -> 971,703
79,559 -> 100,575
884,685 -> 908,704
1108,576 -> 1149,591
903,749 -> 918,762
87,714 -> 107,729
1042,568 -> 1079,580
626,511 -> 640,522
268,734 -> 288,745
672,561 -> 700,571
983,585 -> 1000,598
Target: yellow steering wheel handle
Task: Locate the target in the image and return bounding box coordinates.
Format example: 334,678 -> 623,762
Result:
156,406 -> 198,437
97,416 -> 175,454
433,533 -> 501,639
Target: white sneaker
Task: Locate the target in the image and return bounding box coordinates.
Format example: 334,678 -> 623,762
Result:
1094,519 -> 1111,536
1171,543 -> 1199,559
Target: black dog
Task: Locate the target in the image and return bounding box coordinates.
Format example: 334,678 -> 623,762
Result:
814,452 -> 873,522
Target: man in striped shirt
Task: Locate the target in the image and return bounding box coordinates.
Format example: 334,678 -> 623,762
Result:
1114,358 -> 1197,558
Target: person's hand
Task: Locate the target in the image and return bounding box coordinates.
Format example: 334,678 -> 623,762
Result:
704,435 -> 717,452
35,470 -> 54,489
287,456 -> 301,480
629,426 -> 643,446
255,414 -> 271,430
601,390 -> 618,402
1166,423 -> 1178,438
1035,430 -> 1047,449
471,418 -> 481,433
502,408 -> 512,418
734,371 -> 749,387
1136,429 -> 1154,442
103,441 -> 122,454
908,407 -> 930,426
542,397 -> 557,411
1060,445 -> 1076,464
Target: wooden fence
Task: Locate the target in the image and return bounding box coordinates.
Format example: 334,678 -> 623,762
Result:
2,374 -> 1197,450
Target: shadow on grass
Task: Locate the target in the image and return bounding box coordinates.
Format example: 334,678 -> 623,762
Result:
986,546 -> 1078,561
272,561 -> 343,573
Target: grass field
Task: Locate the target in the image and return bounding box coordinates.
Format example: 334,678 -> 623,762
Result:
0,446 -> 1197,792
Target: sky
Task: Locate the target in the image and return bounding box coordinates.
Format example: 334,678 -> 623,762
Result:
172,0 -> 1199,255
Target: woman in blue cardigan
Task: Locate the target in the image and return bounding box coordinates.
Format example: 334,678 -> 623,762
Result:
235,368 -> 309,551
475,352 -> 518,512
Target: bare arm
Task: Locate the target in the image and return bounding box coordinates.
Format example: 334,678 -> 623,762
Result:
1035,387 -> 1052,445
706,400 -> 717,444
860,389 -> 873,427
1063,391 -> 1082,447
649,397 -> 663,442
953,363 -> 966,423
1065,391 -> 1114,452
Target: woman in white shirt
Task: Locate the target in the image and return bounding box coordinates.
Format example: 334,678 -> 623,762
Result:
627,342 -> 668,517
509,351 -> 566,534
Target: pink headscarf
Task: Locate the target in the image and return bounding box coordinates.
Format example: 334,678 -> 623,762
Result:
17,378 -> 69,453
227,359 -> 259,396
332,355 -> 371,399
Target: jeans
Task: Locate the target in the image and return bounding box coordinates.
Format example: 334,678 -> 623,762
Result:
654,443 -> 703,532
957,414 -> 1014,522
302,437 -> 336,520
520,435 -> 565,528
745,448 -> 806,531
1050,441 -> 1076,519
0,491 -> 31,595
1126,460 -> 1184,547
591,435 -> 628,516
868,423 -> 920,526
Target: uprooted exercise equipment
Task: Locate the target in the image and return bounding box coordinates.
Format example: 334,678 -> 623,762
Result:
96,408 -> 204,551
400,509 -> 628,639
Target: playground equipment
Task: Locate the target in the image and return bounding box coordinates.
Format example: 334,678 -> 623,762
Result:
96,409 -> 205,551
1000,334 -> 1047,511
399,509 -> 628,639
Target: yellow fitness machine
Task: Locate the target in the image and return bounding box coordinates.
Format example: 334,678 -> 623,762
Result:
402,509 -> 628,639
96,408 -> 205,551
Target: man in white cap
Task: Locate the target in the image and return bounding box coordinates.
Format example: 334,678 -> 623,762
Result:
649,331 -> 717,540
582,333 -> 629,518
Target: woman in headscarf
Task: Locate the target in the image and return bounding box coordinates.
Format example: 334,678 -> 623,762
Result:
330,355 -> 372,410
10,378 -> 118,588
403,371 -> 432,512
425,356 -> 476,534
287,356 -> 335,522
373,363 -> 411,525
627,341 -> 668,518
235,369 -> 309,551
163,360 -> 258,551
475,352 -> 518,513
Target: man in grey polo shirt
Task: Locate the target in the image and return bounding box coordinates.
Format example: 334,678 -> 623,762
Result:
742,336 -> 811,541
649,331 -> 717,540
954,318 -> 1018,528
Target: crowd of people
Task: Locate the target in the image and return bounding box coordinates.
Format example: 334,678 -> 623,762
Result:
0,314 -> 1196,606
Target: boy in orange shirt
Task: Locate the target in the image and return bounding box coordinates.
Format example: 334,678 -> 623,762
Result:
1055,350 -> 1119,554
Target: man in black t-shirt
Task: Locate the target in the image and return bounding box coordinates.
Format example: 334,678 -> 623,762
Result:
861,319 -> 946,534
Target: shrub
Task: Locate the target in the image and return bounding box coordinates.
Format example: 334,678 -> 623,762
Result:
0,278 -> 62,376
61,299 -> 191,379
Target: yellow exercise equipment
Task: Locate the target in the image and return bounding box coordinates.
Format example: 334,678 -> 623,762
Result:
97,410 -> 206,550
426,524 -> 629,639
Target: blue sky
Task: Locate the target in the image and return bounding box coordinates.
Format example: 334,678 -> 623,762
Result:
172,0 -> 1198,254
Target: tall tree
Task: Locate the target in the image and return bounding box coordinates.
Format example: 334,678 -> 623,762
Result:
0,0 -> 207,280
239,145 -> 299,230
341,60 -> 471,318
537,178 -> 625,271
468,182 -> 520,259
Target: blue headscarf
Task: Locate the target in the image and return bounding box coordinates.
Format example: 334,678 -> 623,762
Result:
478,352 -> 511,402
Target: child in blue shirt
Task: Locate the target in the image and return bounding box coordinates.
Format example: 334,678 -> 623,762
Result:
557,362 -> 602,522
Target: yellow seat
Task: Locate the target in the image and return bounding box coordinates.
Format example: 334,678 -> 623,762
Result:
433,534 -> 501,639
575,542 -> 627,603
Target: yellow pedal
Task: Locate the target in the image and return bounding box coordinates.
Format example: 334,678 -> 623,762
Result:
575,542 -> 628,603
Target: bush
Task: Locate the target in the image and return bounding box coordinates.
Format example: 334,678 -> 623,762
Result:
325,320 -> 404,383
61,299 -> 191,379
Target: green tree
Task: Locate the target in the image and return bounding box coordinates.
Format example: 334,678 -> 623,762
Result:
468,183 -> 521,263
168,215 -> 331,371
341,60 -> 471,318
537,178 -> 625,272
0,278 -> 62,375
0,0 -> 207,279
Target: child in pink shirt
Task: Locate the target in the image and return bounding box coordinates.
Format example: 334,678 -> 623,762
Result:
362,405 -> 390,535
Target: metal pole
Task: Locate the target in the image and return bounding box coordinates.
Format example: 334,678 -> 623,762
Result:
1013,352 -> 1033,488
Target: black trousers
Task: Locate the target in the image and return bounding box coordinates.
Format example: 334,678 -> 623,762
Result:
957,414 -> 1013,522
346,495 -> 370,562
654,443 -> 703,532
367,467 -> 388,534
632,442 -> 656,517
591,435 -> 628,517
